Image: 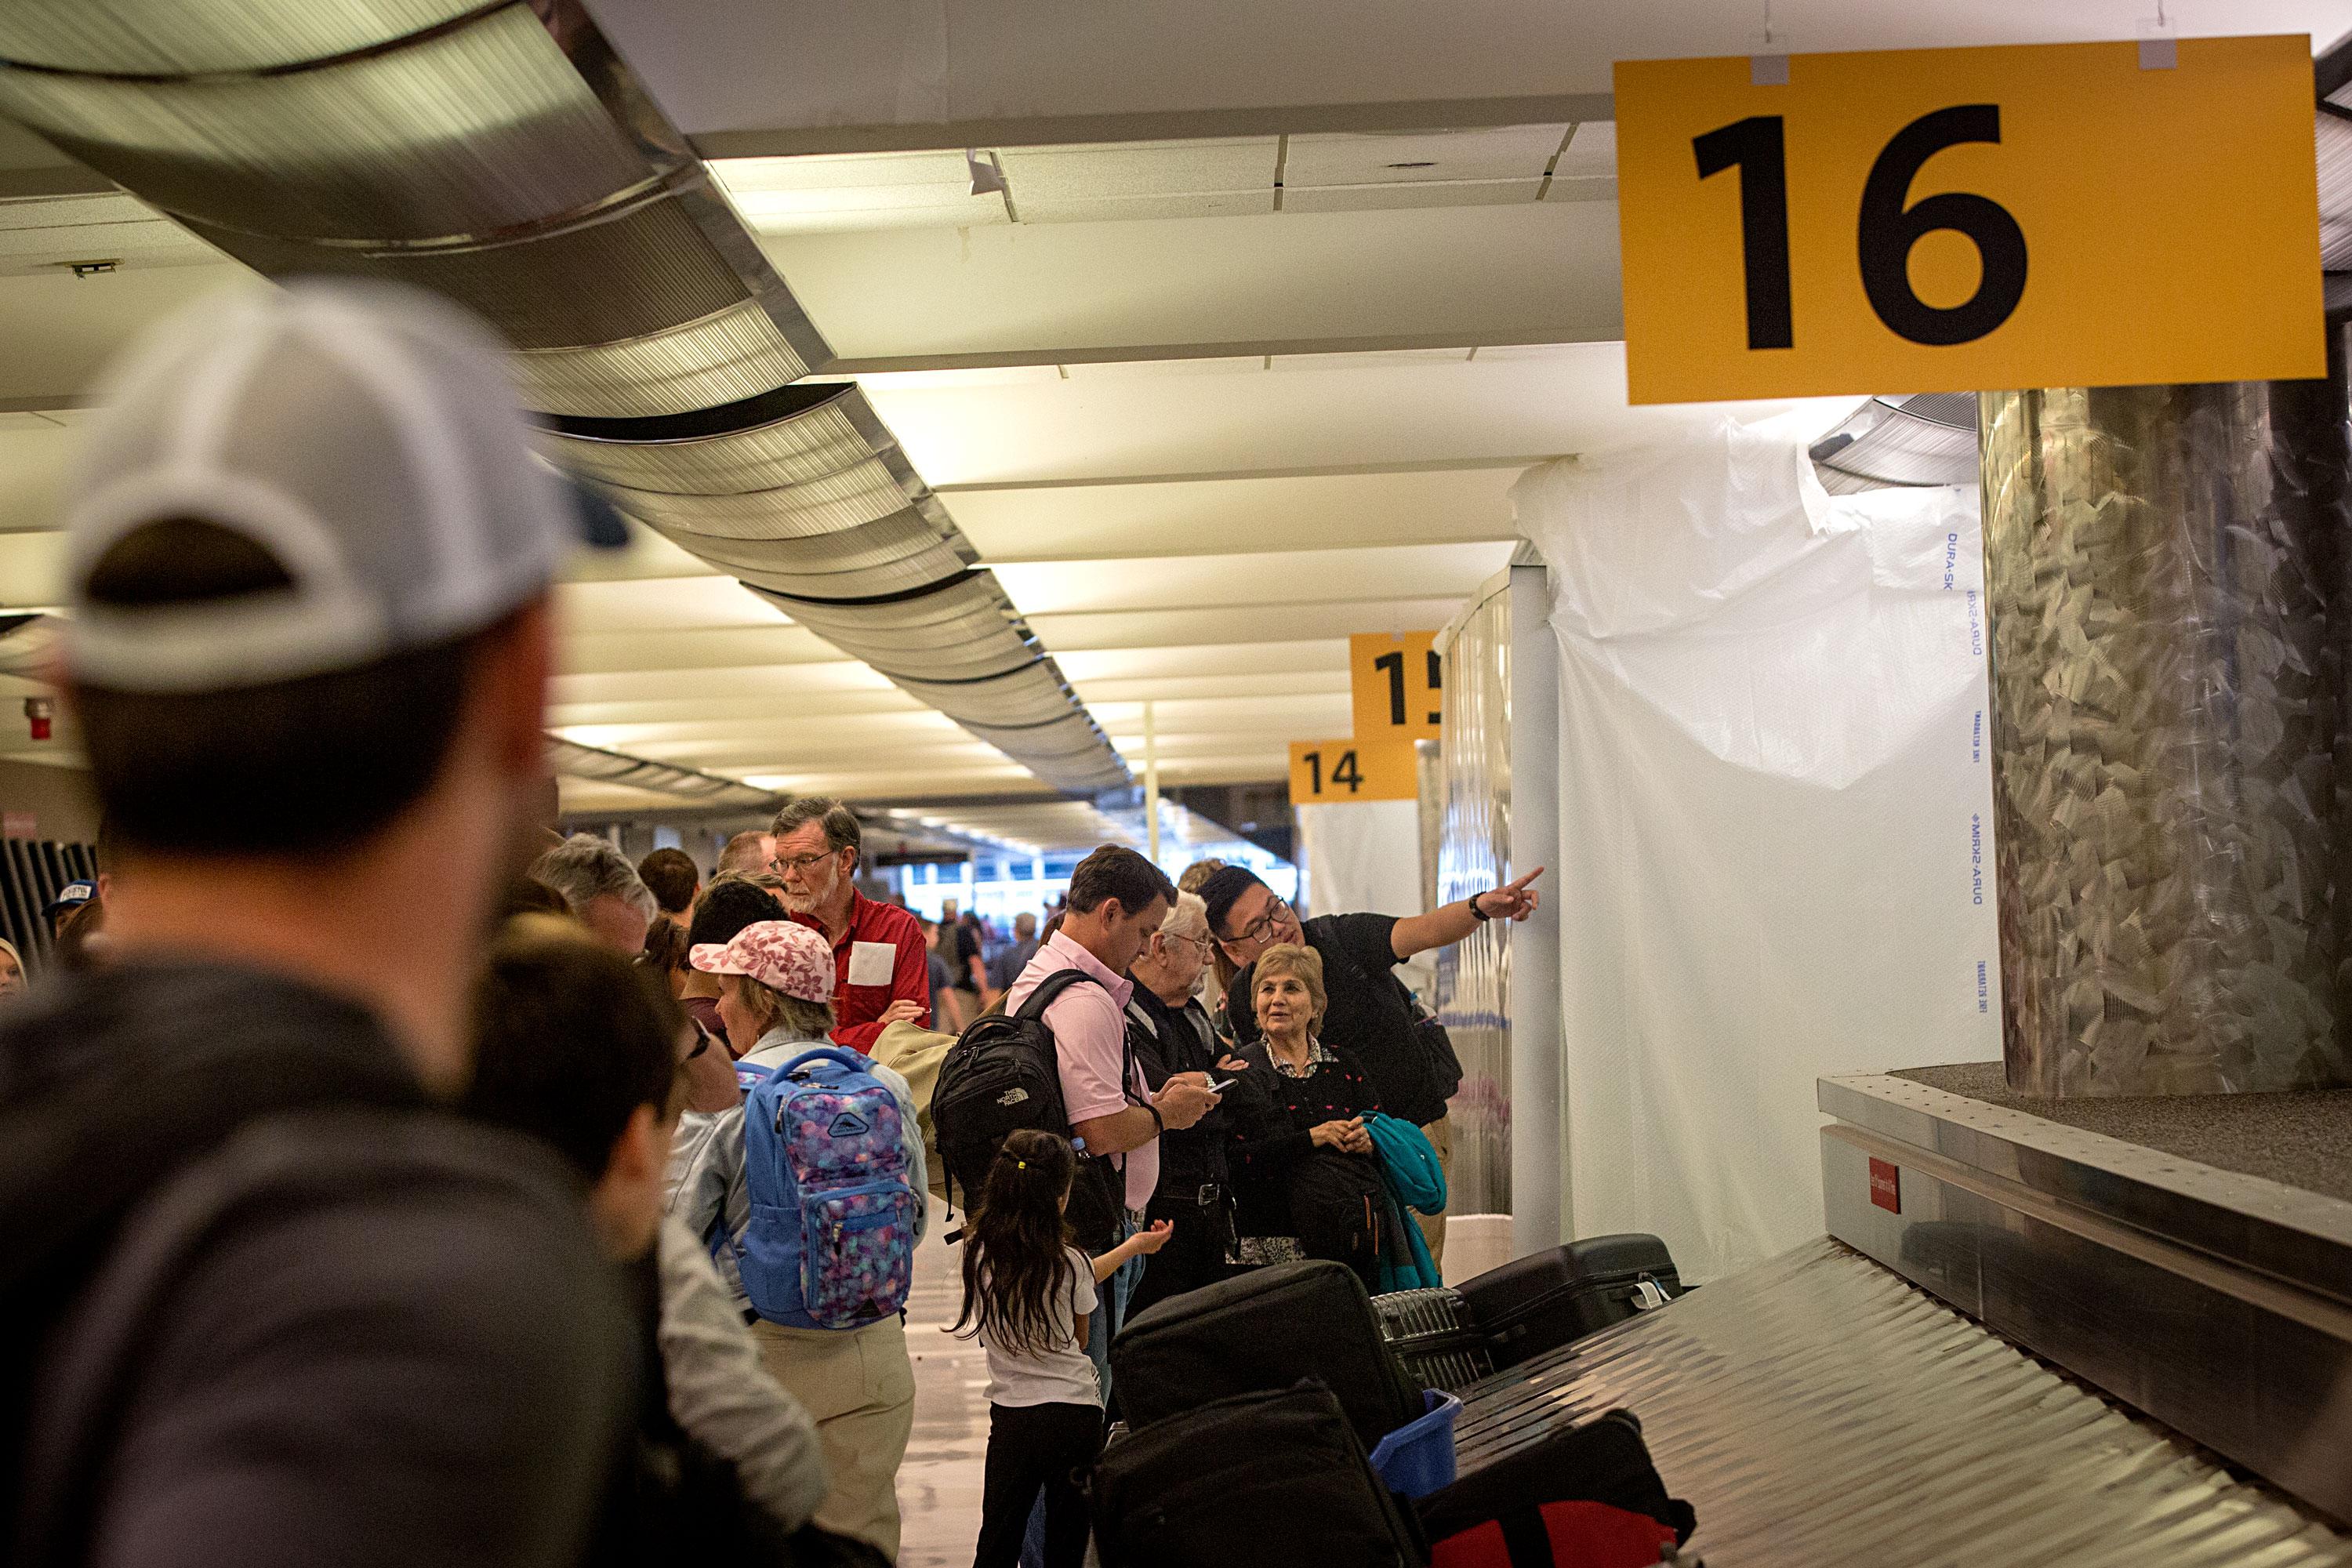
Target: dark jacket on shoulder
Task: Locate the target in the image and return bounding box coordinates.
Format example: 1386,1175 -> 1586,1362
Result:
0,962 -> 635,1568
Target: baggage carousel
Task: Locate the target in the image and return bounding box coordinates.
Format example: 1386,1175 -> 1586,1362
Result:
1457,1067 -> 2352,1566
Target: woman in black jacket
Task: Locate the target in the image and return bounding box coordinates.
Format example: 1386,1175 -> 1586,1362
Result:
1226,942 -> 1386,1287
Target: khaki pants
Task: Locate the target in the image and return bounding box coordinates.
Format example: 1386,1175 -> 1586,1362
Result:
1414,1114 -> 1452,1271
749,1313 -> 916,1559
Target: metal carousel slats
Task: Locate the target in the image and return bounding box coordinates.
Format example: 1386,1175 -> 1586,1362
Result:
1456,1240 -> 2352,1567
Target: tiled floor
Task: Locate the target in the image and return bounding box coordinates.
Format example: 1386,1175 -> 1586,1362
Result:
896,1226 -> 989,1568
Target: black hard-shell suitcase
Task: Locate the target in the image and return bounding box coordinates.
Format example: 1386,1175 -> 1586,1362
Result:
1456,1234 -> 1682,1369
1112,1259 -> 1424,1448
1372,1286 -> 1496,1393
1091,1380 -> 1425,1567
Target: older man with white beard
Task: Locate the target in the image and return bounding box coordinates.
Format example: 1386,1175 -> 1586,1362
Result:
768,797 -> 931,1051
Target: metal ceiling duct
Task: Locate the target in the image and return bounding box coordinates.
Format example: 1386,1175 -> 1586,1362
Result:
543,735 -> 783,813
0,0 -> 1129,798
547,383 -> 1127,790
1809,393 -> 1980,493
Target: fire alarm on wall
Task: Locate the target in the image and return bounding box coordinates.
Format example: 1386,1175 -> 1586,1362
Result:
24,696 -> 52,740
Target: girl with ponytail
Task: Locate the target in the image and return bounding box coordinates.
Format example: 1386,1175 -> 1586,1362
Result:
953,1129 -> 1171,1566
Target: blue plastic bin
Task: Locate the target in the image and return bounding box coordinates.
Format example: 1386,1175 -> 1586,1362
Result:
1367,1388 -> 1462,1497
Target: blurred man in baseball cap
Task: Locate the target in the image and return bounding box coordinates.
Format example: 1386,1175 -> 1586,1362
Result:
0,281 -> 633,1567
39,878 -> 95,935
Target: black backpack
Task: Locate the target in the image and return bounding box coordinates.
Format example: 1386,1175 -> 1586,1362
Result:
930,967 -> 1130,1250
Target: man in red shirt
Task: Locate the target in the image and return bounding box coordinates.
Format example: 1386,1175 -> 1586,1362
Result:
769,797 -> 931,1051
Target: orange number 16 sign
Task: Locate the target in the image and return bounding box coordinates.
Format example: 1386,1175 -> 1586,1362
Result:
1614,35 -> 2323,404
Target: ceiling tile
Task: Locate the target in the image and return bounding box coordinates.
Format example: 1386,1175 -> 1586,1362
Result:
0,194 -> 160,230
1265,347 -> 1469,370
995,140 -> 1278,201
557,624 -> 847,676
1026,597 -> 1476,651
1054,641 -> 1350,682
551,659 -> 891,706
1283,125 -> 1570,188
714,151 -> 973,192
1054,356 -> 1264,380
1014,191 -> 1275,224
849,365 -> 1068,390
949,470 -> 1517,564
1541,176 -> 1617,204
716,151 -> 1008,234
735,197 -> 1010,234
992,543 -> 1511,616
1285,180 -> 1537,213
1550,122 -> 1616,182
1071,671 -> 1351,705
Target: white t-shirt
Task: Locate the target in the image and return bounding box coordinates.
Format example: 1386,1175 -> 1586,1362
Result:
978,1246 -> 1101,1409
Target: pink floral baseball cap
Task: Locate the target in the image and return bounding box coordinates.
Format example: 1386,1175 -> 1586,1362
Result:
690,919 -> 835,1004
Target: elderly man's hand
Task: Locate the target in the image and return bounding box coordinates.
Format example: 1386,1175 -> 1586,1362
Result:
1152,1073 -> 1221,1131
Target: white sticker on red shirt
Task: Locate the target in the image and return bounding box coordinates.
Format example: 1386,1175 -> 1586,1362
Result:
846,939 -> 895,987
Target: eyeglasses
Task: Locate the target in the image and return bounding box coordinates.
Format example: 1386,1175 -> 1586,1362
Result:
770,848 -> 840,875
1225,897 -> 1292,949
1161,931 -> 1214,958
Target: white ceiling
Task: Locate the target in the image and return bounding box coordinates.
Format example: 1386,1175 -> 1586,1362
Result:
713,125 -> 1614,236
6,5 -> 2343,848
0,128 -> 1852,834
580,0 -> 2352,149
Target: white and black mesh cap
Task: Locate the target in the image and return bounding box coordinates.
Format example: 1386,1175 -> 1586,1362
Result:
61,279 -> 625,693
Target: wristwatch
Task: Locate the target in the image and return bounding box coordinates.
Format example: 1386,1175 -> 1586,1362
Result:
1468,891 -> 1494,923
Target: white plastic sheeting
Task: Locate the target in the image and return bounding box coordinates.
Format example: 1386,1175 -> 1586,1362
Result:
1297,798 -> 1437,1002
1514,417 -> 1999,1283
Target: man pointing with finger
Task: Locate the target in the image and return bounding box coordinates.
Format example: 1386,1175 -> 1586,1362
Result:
1201,864 -> 1544,1265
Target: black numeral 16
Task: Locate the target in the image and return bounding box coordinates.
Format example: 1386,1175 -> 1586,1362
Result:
1693,104 -> 2029,350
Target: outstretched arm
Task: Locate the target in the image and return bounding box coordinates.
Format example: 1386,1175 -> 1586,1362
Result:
1091,1220 -> 1175,1281
1390,866 -> 1545,960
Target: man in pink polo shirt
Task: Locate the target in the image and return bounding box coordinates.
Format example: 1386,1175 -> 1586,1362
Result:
1007,845 -> 1221,1381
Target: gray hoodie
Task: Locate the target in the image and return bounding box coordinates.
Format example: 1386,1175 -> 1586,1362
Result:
654,1217 -> 828,1530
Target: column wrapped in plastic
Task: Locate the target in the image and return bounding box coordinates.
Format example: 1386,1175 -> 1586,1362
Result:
1982,343 -> 2352,1096
1432,584 -> 1513,1215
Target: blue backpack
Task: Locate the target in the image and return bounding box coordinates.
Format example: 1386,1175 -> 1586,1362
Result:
739,1046 -> 917,1330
